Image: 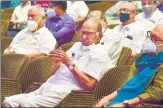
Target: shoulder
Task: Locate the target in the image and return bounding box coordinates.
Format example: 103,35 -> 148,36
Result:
39,26 -> 54,37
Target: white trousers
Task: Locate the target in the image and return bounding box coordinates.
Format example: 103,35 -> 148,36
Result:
2,83 -> 72,107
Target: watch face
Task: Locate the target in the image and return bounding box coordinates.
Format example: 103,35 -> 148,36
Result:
124,100 -> 129,104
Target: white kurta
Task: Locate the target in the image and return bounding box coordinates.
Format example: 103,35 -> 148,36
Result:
113,20 -> 155,55
135,9 -> 163,25
9,26 -> 56,55
66,1 -> 89,21
11,2 -> 31,29
3,42 -> 111,107
100,29 -> 123,67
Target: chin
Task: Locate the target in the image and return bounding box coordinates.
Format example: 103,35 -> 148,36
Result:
81,42 -> 89,46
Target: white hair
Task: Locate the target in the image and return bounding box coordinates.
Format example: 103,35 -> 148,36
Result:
30,5 -> 45,16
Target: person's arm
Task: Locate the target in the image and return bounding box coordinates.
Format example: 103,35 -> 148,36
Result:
95,91 -> 118,107
138,66 -> 163,103
46,18 -> 76,41
4,47 -> 12,54
48,50 -> 97,91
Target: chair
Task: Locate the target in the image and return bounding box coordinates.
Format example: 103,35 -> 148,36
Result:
88,1 -> 116,13
1,54 -> 29,102
1,20 -> 9,37
1,8 -> 14,20
71,31 -> 79,42
1,54 -> 29,78
58,65 -> 130,107
1,37 -> 13,54
117,47 -> 132,66
108,24 -> 118,29
60,42 -> 76,52
17,56 -> 53,92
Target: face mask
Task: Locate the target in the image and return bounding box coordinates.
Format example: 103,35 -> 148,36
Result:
142,38 -> 157,53
45,8 -> 56,18
119,13 -> 130,23
27,20 -> 38,32
142,5 -> 156,15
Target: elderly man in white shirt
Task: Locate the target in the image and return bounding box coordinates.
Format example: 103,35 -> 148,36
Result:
9,1 -> 31,29
135,0 -> 163,24
4,5 -> 56,60
66,1 -> 89,22
2,18 -> 111,107
103,2 -> 155,56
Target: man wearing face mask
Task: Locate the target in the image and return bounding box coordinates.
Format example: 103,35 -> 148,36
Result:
109,1 -> 155,55
4,5 -> 56,60
45,1 -> 76,47
95,24 -> 163,107
135,0 -> 163,24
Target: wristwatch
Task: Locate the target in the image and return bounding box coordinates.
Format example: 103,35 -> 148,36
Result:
123,100 -> 129,108
68,64 -> 75,70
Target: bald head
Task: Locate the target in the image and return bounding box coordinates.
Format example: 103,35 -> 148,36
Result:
87,10 -> 103,20
29,5 -> 45,17
82,18 -> 102,32
120,2 -> 137,12
152,24 -> 163,45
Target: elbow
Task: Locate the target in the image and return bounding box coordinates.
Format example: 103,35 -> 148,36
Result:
80,81 -> 96,91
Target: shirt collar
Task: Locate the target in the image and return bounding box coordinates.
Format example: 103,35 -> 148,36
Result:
27,26 -> 45,34
81,43 -> 96,51
59,13 -> 67,20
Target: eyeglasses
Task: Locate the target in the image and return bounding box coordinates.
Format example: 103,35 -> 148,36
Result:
79,30 -> 97,37
118,8 -> 134,13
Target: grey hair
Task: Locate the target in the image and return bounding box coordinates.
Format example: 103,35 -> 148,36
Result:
30,5 -> 45,16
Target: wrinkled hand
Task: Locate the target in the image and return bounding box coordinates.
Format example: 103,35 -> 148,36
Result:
48,50 -> 72,66
94,96 -> 110,108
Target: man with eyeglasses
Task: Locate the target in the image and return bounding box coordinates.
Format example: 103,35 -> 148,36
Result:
135,0 -> 163,24
95,24 -> 163,108
2,18 -> 111,107
104,1 -> 155,55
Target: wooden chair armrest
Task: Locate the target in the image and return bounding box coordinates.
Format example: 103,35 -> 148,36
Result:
141,102 -> 163,107
71,90 -> 94,94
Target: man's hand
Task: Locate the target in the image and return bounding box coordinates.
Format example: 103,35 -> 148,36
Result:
48,50 -> 72,66
8,20 -> 15,28
94,96 -> 111,107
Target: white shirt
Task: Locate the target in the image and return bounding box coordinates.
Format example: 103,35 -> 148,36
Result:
9,26 -> 56,55
11,1 -> 31,29
45,42 -> 110,91
113,20 -> 155,55
135,9 -> 163,24
100,29 -> 123,67
66,1 -> 89,21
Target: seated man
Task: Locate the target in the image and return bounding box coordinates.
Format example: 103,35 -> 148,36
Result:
107,1 -> 155,55
2,18 -> 111,107
45,1 -> 76,47
95,24 -> 163,107
9,1 -> 31,30
4,5 -> 56,60
135,0 -> 163,24
66,1 -> 89,23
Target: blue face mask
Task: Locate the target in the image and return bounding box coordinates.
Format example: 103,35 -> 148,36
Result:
120,13 -> 130,23
45,8 -> 56,18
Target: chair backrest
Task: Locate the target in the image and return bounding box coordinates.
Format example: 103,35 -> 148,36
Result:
88,2 -> 116,13
1,20 -> 9,37
1,37 -> 13,54
94,65 -> 130,100
1,8 -> 14,20
117,47 -> 132,66
1,54 -> 29,79
17,56 -> 53,92
60,42 -> 76,52
71,31 -> 79,42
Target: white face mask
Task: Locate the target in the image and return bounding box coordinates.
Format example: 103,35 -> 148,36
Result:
142,5 -> 156,15
27,20 -> 38,32
45,8 -> 56,18
142,38 -> 157,53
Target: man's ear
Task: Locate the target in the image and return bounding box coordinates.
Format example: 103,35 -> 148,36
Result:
95,32 -> 102,44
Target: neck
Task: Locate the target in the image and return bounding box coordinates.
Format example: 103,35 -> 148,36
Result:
57,10 -> 65,16
156,44 -> 163,53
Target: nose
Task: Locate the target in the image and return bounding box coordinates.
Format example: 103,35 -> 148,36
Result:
82,34 -> 88,39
